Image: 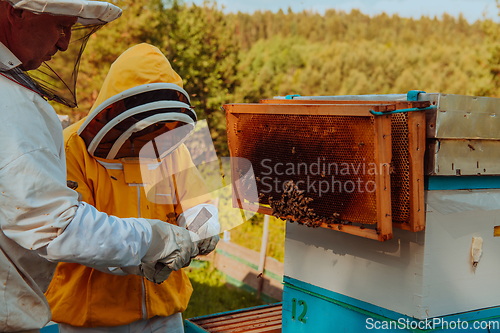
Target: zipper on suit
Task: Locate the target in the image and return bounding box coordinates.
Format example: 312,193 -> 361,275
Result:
131,183 -> 148,321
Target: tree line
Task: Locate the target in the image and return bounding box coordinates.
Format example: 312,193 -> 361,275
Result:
51,0 -> 500,156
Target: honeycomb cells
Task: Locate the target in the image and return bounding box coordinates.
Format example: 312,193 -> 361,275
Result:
232,114 -> 379,224
229,110 -> 414,226
390,113 -> 411,224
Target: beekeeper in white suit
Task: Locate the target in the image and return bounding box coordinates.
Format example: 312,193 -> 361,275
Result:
0,1 -> 202,332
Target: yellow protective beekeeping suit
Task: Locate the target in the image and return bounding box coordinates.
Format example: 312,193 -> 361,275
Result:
45,43 -> 210,327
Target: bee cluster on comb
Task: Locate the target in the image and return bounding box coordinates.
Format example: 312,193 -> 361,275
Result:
267,180 -> 343,228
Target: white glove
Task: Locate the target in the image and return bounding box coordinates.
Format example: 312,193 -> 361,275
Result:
177,204 -> 220,256
141,219 -> 199,284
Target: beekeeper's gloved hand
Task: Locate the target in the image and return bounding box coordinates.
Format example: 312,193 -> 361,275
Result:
177,204 -> 220,256
139,220 -> 199,283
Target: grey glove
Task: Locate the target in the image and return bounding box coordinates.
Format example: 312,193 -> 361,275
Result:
140,219 -> 199,284
196,234 -> 220,255
177,204 -> 220,256
120,264 -> 172,284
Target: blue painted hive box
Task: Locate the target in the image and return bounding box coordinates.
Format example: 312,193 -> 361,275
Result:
193,91 -> 500,333
274,92 -> 500,332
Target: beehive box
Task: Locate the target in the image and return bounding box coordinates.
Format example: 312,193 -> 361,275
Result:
185,303 -> 282,333
277,92 -> 500,331
225,101 -> 428,241
277,92 -> 500,177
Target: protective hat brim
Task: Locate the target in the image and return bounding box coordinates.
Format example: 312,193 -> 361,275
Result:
79,84 -> 196,159
6,0 -> 122,25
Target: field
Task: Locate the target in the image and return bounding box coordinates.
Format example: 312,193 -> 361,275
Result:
183,261 -> 267,319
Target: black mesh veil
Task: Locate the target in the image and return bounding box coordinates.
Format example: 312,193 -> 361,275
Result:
25,24 -> 103,108
0,23 -> 103,108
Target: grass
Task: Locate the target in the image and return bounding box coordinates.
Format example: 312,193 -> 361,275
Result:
183,261 -> 266,319
182,160 -> 286,320
206,165 -> 287,263
227,213 -> 286,263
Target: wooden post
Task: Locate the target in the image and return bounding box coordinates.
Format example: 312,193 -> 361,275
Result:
408,111 -> 426,232
257,214 -> 270,299
373,114 -> 393,241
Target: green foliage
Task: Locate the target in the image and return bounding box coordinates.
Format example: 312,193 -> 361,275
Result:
233,30 -> 492,102
55,0 -> 239,156
56,1 -> 500,155
161,0 -> 240,156
183,262 -> 265,319
228,9 -> 486,51
206,168 -> 286,262
52,0 -> 170,116
481,1 -> 500,96
228,215 -> 286,263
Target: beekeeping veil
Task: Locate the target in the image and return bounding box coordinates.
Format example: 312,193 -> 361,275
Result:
77,44 -> 196,160
2,0 -> 122,107
78,82 -> 196,159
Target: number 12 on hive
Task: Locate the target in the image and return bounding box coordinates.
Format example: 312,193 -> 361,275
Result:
291,298 -> 307,323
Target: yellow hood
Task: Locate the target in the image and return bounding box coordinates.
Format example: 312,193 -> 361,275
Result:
75,43 -> 196,160
90,43 -> 183,114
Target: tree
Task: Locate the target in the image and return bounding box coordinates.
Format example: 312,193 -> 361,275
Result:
53,0 -> 240,157
161,1 -> 240,155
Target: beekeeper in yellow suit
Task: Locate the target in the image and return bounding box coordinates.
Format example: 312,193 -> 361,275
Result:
45,43 -> 220,332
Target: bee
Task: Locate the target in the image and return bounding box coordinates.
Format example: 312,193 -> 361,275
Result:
67,180 -> 79,189
292,147 -> 296,154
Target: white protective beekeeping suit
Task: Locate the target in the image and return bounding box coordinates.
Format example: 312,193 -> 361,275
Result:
0,1 -> 199,331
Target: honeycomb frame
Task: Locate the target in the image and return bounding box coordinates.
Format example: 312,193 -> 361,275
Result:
259,99 -> 427,233
225,103 -> 396,241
